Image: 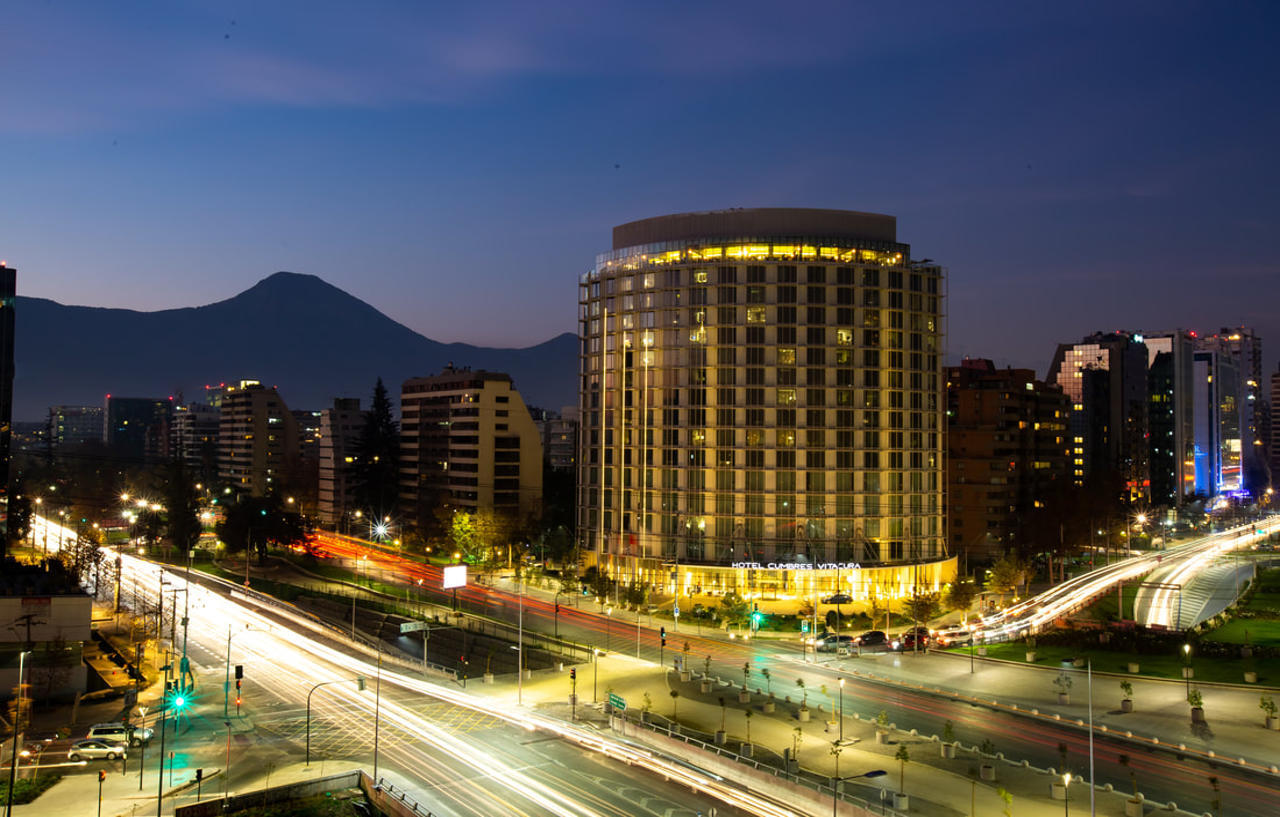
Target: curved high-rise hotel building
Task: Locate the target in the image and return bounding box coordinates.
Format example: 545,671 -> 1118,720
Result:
577,209 -> 955,613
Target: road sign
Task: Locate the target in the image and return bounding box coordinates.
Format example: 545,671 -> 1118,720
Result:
607,692 -> 626,711
400,621 -> 430,634
442,564 -> 467,589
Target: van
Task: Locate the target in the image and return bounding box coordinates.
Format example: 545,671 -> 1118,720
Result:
86,722 -> 153,747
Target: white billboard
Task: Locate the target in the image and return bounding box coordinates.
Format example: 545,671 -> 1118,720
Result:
442,564 -> 468,589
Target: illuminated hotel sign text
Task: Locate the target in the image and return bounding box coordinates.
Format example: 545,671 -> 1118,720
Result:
731,562 -> 863,571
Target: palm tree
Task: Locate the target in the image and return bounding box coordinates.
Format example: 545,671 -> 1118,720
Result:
670,689 -> 680,721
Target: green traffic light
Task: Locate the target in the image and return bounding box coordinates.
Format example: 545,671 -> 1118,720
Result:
174,695 -> 186,708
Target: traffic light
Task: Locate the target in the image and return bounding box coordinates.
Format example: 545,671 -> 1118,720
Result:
98,770 -> 106,782
555,602 -> 560,615
234,665 -> 244,680
195,768 -> 203,783
569,668 -> 576,680
660,626 -> 667,645
235,679 -> 241,692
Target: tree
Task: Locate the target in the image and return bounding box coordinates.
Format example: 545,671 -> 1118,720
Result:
352,378 -> 400,518
987,553 -> 1030,596
718,591 -> 750,627
906,591 -> 940,622
215,495 -> 310,559
895,744 -> 910,794
163,460 -> 202,557
7,490 -> 31,550
945,580 -> 978,612
669,689 -> 679,720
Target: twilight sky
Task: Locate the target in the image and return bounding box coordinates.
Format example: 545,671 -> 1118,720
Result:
3,1 -> 1278,377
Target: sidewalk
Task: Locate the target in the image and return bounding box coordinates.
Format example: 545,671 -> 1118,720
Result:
481,652 -> 1177,817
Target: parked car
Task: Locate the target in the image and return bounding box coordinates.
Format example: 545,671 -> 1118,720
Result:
854,630 -> 888,648
87,722 -> 153,747
816,634 -> 856,652
891,626 -> 932,651
67,739 -> 127,762
933,626 -> 973,648
821,593 -> 853,605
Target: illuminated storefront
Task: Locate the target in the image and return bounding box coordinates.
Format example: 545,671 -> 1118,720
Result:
583,550 -> 957,615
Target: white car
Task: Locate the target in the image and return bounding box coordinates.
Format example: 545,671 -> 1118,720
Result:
68,739 -> 127,762
933,626 -> 973,647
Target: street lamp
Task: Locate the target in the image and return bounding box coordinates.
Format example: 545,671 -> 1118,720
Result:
5,650 -> 30,817
831,768 -> 886,817
306,676 -> 366,765
605,606 -> 613,654
592,648 -> 602,703
1182,643 -> 1192,696
1062,772 -> 1071,816
838,678 -> 845,742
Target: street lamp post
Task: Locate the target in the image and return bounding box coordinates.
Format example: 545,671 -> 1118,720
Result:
831,769 -> 886,817
4,650 -> 30,817
593,648 -> 601,703
605,606 -> 612,654
306,677 -> 365,765
1062,772 -> 1071,817
1182,643 -> 1192,697
838,678 -> 845,742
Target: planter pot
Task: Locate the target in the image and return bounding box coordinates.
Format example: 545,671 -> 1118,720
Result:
940,743 -> 956,759
977,646 -> 987,657
1265,715 -> 1279,730
1121,699 -> 1133,713
1072,658 -> 1086,668
555,661 -> 564,672
1051,780 -> 1067,800
483,672 -> 495,684
741,742 -> 753,758
715,730 -> 726,745
875,729 -> 889,744
798,708 -> 811,722
979,763 -> 996,781
1128,663 -> 1140,674
700,680 -> 712,693
1181,666 -> 1194,680
1191,706 -> 1205,724
892,793 -> 909,810
1124,798 -> 1144,817
763,700 -> 776,714
1026,651 -> 1037,663
1057,692 -> 1070,705
1245,671 -> 1258,684
738,690 -> 751,704
680,671 -> 691,682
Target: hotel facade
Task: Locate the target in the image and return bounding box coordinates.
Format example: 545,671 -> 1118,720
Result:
576,209 -> 955,615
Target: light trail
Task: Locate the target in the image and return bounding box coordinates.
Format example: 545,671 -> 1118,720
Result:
975,519 -> 1276,641
102,546 -> 799,817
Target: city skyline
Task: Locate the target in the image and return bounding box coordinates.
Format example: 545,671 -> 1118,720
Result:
1,2 -> 1278,377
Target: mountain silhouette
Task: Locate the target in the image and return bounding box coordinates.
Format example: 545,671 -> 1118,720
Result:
13,271 -> 577,421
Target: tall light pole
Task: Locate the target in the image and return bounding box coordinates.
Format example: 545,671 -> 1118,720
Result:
838,678 -> 845,742
605,606 -> 612,654
1182,643 -> 1192,697
5,651 -> 30,817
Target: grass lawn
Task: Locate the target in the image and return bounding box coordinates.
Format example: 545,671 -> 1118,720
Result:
1079,581 -> 1145,622
0,774 -> 62,804
1207,619 -> 1280,646
953,641 -> 1279,685
228,791 -> 369,816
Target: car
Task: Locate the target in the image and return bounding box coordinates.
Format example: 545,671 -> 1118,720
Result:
67,739 -> 127,762
821,593 -> 853,605
891,626 -> 931,651
87,722 -> 153,747
816,634 -> 856,652
854,630 -> 888,648
933,626 -> 973,648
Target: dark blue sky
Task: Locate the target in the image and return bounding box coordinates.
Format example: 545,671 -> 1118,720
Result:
3,1 -> 1278,376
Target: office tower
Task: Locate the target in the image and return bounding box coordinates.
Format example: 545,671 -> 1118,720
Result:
1270,366 -> 1280,483
946,359 -> 1070,564
1192,345 -> 1243,494
578,208 -> 951,607
217,380 -> 298,497
48,405 -> 103,449
0,263 -> 13,550
318,397 -> 367,528
103,395 -> 172,462
400,366 -> 543,525
1047,332 -> 1150,501
1196,327 -> 1265,492
1143,330 -> 1196,506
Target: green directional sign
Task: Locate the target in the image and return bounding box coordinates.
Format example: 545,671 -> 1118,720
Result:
607,692 -> 626,711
